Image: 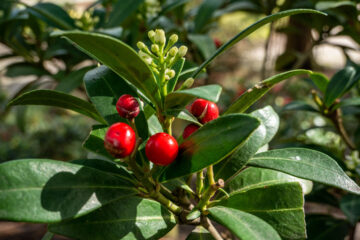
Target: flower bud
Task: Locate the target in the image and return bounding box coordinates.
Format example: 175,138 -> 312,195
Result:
148,30 -> 155,42
151,44 -> 160,54
154,29 -> 166,45
169,46 -> 178,57
137,41 -> 147,51
168,34 -> 178,46
166,69 -> 175,79
179,78 -> 194,90
178,46 -> 188,57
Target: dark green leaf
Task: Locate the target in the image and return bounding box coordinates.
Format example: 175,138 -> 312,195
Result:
186,226 -> 214,240
315,1 -> 356,11
5,62 -> 48,77
340,194 -> 360,224
49,197 -> 176,240
225,70 -> 312,114
106,0 -> 144,27
55,66 -> 94,93
283,101 -> 319,113
324,66 -> 356,107
306,215 -> 350,240
214,106 -> 279,181
41,232 -> 54,240
8,90 -> 106,124
55,31 -> 161,107
334,97 -> 360,110
217,181 -> 305,239
194,0 -> 223,32
83,125 -> 114,160
165,84 -> 222,110
27,3 -> 76,30
208,206 -> 281,240
309,72 -> 329,92
0,159 -> 137,222
160,114 -> 260,181
248,148 -> 360,194
188,34 -> 217,59
192,9 -> 326,78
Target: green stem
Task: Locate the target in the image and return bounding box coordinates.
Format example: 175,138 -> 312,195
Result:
197,179 -> 224,212
207,165 -> 215,186
196,171 -> 204,197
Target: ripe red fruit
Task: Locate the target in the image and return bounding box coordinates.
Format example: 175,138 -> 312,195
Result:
190,99 -> 219,124
116,94 -> 140,119
183,124 -> 200,139
145,133 -> 178,166
104,123 -> 136,158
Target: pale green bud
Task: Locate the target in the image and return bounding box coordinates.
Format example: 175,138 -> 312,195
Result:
154,29 -> 166,45
151,44 -> 160,54
166,69 -> 175,79
178,46 -> 188,57
137,41 -> 147,51
168,34 -> 178,46
180,78 -> 194,90
148,30 -> 155,42
169,46 -> 178,57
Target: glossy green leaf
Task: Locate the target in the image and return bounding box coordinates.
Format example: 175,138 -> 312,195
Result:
334,97 -> 360,110
83,125 -> 114,160
225,69 -> 312,114
340,194 -> 360,224
194,0 -> 223,33
188,34 -> 217,59
55,66 -> 94,93
315,1 -> 356,11
49,197 -> 176,240
27,3 -> 76,30
55,31 -> 161,106
248,148 -> 360,194
106,0 -> 144,27
186,227 -> 214,240
165,109 -> 201,125
7,90 -> 106,124
214,106 -> 278,181
192,9 -> 325,78
159,114 -> 260,181
165,84 -> 222,110
0,159 -> 137,223
324,66 -> 356,107
208,206 -> 281,240
167,58 -> 185,93
217,180 -> 305,239
309,72 -> 329,92
283,101 -> 319,113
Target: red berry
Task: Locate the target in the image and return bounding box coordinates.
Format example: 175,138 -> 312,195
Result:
183,124 -> 200,139
145,133 -> 178,166
104,123 -> 136,158
190,99 -> 219,124
214,38 -> 222,48
116,94 -> 140,119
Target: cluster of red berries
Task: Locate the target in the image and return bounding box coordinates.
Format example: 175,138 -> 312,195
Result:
104,95 -> 219,166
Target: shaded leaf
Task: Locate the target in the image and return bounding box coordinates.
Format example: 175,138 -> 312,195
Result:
83,125 -> 114,160
306,215 -> 350,240
188,34 -> 217,59
8,90 -> 106,124
340,194 -> 360,224
283,101 -> 319,113
309,72 -> 329,92
55,66 -> 94,93
107,0 -> 144,27
165,109 -> 201,125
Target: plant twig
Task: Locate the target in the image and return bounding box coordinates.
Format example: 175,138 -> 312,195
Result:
201,215 -> 223,240
196,170 -> 204,197
330,108 -> 356,150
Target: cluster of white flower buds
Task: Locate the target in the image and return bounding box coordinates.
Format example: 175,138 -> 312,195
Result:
137,29 -> 188,84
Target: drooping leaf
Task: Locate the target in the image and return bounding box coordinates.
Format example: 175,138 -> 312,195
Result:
340,194 -> 360,224
159,114 -> 260,181
7,90 -> 106,124
248,148 -> 360,194
309,72 -> 329,92
106,0 -> 144,27
283,101 -> 319,113
49,197 -> 176,240
208,206 -> 281,240
186,226 -> 214,240
83,125 -> 114,160
27,3 -> 76,30
315,1 -> 356,11
214,106 -> 278,181
0,159 -> 137,223
5,62 -> 48,77
54,31 -> 161,107
217,180 -> 305,239
192,9 -> 326,78
324,66 -> 356,107
165,84 -> 222,110
225,70 -> 312,114
333,97 -> 360,110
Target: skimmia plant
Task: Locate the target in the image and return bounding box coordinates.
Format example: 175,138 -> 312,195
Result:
2,9 -> 360,240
